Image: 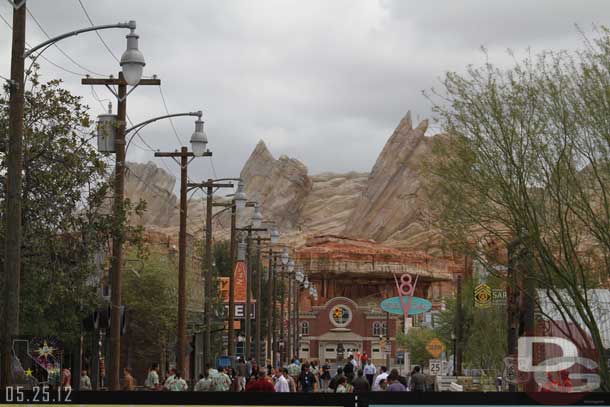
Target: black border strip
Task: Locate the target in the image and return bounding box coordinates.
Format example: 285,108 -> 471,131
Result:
1,391 -> 610,405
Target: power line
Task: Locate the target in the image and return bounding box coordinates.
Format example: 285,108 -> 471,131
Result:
158,86 -> 184,146
25,6 -> 109,77
76,0 -> 120,63
0,10 -> 89,77
90,86 -> 110,113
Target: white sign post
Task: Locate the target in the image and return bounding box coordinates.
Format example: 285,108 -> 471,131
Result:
430,359 -> 442,375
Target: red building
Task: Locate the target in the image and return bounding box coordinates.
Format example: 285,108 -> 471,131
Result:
293,235 -> 463,364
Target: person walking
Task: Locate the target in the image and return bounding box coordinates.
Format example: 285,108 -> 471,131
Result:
299,364 -> 316,393
170,370 -> 188,391
352,369 -> 370,393
372,366 -> 388,391
363,360 -> 376,386
61,367 -> 72,390
409,366 -> 426,392
275,369 -> 290,392
163,368 -> 176,391
320,362 -> 331,392
387,370 -> 406,392
335,376 -> 350,393
80,370 -> 92,391
145,363 -> 161,391
236,358 -> 247,391
213,367 -> 232,391
194,371 -> 213,392
329,367 -> 344,392
122,368 -> 136,391
287,359 -> 300,383
246,371 -> 276,392
343,356 -> 355,382
284,368 -> 297,392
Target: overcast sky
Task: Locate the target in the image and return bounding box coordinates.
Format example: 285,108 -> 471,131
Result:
1,0 -> 609,186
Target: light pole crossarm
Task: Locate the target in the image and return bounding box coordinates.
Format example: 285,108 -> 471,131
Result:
24,21 -> 135,58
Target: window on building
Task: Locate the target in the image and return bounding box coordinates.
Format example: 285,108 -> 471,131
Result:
373,321 -> 381,336
381,322 -> 388,337
301,321 -> 309,335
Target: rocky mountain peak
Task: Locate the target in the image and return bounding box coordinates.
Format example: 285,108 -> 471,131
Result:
343,111 -> 437,246
240,142 -> 312,229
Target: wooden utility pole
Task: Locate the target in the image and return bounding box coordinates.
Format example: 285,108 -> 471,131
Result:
267,249 -> 274,363
83,74 -> 160,390
154,149 -> 211,378
245,229 -> 252,360
228,202 -> 237,357
455,275 -> 463,376
280,264 -> 286,364
187,180 -> 233,366
287,275 -> 292,362
2,2 -> 26,389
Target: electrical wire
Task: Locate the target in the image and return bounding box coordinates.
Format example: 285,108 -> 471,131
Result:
0,11 -> 88,77
25,6 -> 109,77
158,86 -> 184,146
76,0 -> 120,63
90,86 -> 110,114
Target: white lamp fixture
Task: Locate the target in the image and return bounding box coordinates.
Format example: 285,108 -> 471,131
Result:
237,235 -> 247,261
252,204 -> 263,228
287,258 -> 295,273
296,269 -> 304,283
190,117 -> 208,157
270,226 -> 279,244
234,181 -> 247,210
281,248 -> 289,266
120,22 -> 145,86
303,277 -> 310,289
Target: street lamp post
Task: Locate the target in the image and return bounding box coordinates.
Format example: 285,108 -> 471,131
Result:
235,204 -> 265,361
286,258 -> 294,363
1,4 -> 142,387
293,266 -> 316,360
187,179 -> 239,367
154,121 -> 211,378
451,332 -> 457,377
211,181 -> 246,358
292,267 -> 317,361
279,248 -> 289,365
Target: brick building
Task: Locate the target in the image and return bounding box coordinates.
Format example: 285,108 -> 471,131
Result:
293,235 -> 463,364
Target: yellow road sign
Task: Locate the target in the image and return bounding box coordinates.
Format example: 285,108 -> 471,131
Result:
426,337 -> 445,358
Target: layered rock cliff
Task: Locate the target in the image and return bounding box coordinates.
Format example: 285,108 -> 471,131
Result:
124,111 -> 444,252
343,112 -> 439,250
239,141 -> 312,229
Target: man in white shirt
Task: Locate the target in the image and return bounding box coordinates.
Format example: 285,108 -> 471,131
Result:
275,370 -> 290,392
363,360 -> 376,386
372,366 -> 388,391
163,368 -> 176,391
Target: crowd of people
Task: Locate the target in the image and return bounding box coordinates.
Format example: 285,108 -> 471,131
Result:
133,354 -> 436,392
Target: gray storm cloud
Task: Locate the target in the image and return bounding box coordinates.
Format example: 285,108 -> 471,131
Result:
0,0 -> 608,184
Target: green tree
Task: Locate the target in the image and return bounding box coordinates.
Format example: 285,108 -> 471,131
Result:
123,251 -> 178,377
434,276 -> 507,374
396,327 -> 437,367
425,29 -> 610,389
0,70 -> 113,346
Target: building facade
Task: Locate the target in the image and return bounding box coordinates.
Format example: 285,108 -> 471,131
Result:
293,235 -> 464,364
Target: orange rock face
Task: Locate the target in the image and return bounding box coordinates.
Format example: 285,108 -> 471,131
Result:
294,235 -> 464,310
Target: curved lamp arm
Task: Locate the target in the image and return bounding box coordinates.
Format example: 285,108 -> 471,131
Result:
125,111 -> 202,153
24,21 -> 136,58
126,111 -> 202,134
